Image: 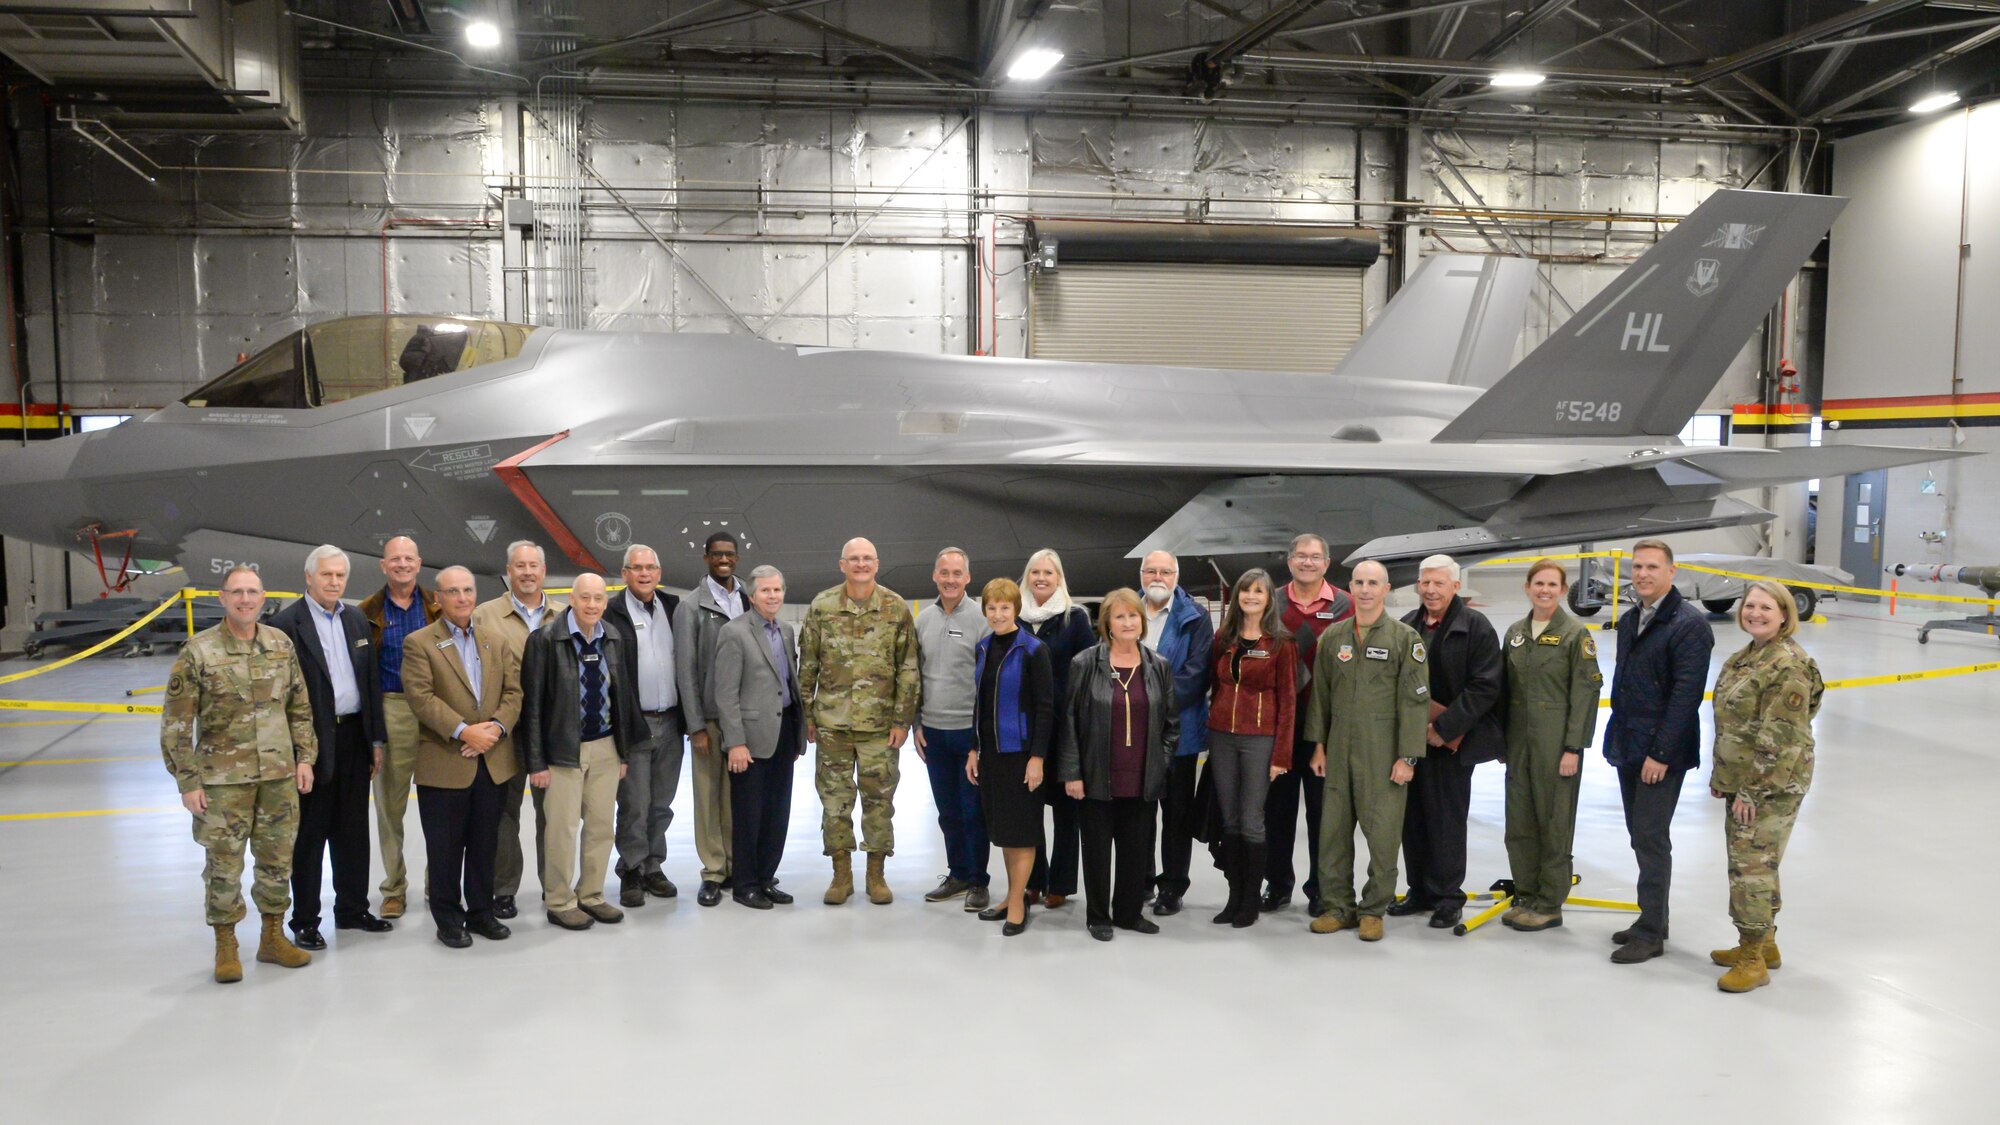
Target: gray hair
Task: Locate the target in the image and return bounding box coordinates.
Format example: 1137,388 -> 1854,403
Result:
621,543 -> 658,568
505,540 -> 546,567
1289,533 -> 1330,558
747,564 -> 785,592
1417,554 -> 1461,583
303,544 -> 349,576
934,546 -> 970,568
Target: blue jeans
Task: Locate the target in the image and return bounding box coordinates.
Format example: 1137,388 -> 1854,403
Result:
922,726 -> 989,886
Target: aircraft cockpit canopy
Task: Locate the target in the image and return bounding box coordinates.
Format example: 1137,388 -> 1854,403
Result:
181,316 -> 538,409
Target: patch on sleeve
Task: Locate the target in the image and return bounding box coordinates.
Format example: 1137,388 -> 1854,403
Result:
1582,634 -> 1598,658
1785,691 -> 1805,711
1410,640 -> 1426,664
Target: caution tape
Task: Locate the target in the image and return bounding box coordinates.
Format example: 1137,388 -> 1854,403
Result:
0,698 -> 163,715
0,592 -> 180,685
1470,550 -> 2000,608
1591,656 -> 2000,707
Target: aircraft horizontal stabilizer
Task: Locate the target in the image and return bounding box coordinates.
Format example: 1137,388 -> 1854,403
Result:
1346,495 -> 1772,566
1673,442 -> 1965,488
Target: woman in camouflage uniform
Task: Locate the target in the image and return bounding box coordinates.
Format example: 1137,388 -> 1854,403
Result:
1707,580 -> 1823,994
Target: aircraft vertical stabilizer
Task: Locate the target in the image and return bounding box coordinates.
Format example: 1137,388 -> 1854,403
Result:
1330,254 -> 1534,389
1433,189 -> 1846,442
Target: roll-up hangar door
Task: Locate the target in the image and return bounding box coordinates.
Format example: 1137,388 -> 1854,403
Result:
1026,220 -> 1379,373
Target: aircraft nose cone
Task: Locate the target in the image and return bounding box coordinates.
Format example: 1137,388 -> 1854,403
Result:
0,437 -> 86,545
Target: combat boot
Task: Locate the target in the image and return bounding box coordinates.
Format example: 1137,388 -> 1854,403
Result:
256,913 -> 312,969
824,851 -> 854,905
865,852 -> 893,905
1717,933 -> 1770,993
1358,915 -> 1385,942
1710,926 -> 1781,969
212,924 -> 243,984
1309,913 -> 1354,935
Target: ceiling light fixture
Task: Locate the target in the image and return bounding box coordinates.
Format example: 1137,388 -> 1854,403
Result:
1489,70 -> 1547,88
465,20 -> 502,50
1007,47 -> 1064,82
1909,91 -> 1960,114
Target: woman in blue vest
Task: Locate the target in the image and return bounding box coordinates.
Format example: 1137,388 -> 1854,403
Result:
967,577 -> 1055,936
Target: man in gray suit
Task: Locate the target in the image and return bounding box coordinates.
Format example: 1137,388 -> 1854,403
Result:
713,565 -> 806,910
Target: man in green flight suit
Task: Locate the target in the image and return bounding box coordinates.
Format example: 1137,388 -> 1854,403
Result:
160,565 -> 319,983
799,536 -> 920,906
1304,559 -> 1431,942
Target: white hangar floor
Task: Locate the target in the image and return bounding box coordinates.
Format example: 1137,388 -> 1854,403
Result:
1,593 -> 1995,1123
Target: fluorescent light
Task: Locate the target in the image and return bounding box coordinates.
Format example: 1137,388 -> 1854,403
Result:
1909,91 -> 1960,114
1007,47 -> 1064,82
465,20 -> 502,50
1489,70 -> 1546,88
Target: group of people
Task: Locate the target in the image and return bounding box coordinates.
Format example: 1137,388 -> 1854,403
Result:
161,529 -> 1820,995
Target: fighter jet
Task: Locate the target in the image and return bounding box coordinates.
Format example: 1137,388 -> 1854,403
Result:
0,188 -> 1966,596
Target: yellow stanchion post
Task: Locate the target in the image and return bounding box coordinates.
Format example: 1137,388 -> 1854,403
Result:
1609,550 -> 1621,629
1563,896 -> 1642,911
1454,895 -> 1514,936
183,588 -> 195,638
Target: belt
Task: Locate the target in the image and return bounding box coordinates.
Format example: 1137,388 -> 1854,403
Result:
334,713 -> 362,725
643,708 -> 676,718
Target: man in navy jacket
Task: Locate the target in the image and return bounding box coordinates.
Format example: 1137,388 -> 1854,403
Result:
1140,551 -> 1214,916
1604,539 -> 1714,965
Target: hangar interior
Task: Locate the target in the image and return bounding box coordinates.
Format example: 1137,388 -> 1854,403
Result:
1,3 -> 1998,1121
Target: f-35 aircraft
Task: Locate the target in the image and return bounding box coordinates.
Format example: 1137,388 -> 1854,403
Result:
0,189 -> 1965,596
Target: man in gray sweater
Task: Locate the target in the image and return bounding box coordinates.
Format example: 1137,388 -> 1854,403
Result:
913,547 -> 992,912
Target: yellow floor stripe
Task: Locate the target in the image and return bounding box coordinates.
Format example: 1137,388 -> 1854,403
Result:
0,755 -> 153,766
0,716 -> 149,728
0,805 -> 180,822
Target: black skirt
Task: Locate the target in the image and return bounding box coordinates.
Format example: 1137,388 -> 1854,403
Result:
981,750 -> 1047,850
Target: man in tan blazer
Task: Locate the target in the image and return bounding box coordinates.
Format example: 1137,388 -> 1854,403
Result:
402,566 -> 524,949
471,540 -> 566,920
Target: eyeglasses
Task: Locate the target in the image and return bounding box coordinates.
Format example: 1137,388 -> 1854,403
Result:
220,589 -> 263,598
625,564 -> 661,573
1290,553 -> 1327,563
1140,568 -> 1176,578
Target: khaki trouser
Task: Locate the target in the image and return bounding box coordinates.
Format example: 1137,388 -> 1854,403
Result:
195,777 -> 300,925
542,737 -> 621,913
374,693 -> 421,898
692,720 -> 734,883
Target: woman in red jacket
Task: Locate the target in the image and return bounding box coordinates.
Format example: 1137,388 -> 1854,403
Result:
1205,568 -> 1297,928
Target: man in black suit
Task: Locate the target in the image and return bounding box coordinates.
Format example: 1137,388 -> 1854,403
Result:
274,545 -> 394,949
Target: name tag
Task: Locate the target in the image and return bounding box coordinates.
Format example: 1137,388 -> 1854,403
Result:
1315,611 -> 1337,620
946,629 -> 964,638
354,638 -> 368,648
633,620 -> 645,629
1245,649 -> 1270,660
1537,634 -> 1565,646
1364,647 -> 1389,661
583,653 -> 601,664
435,639 -> 453,650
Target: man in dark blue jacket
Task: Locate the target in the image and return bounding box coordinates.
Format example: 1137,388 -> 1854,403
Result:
1604,539 -> 1714,964
1140,551 -> 1214,916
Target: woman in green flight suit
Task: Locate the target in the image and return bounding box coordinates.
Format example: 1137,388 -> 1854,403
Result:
1500,559 -> 1604,932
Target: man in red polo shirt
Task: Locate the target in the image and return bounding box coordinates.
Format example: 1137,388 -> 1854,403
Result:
1262,533 -> 1353,917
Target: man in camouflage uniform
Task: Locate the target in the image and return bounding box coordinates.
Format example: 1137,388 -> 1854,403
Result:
1707,583 -> 1823,993
160,565 -> 319,983
1303,559 -> 1431,942
799,536 -> 919,906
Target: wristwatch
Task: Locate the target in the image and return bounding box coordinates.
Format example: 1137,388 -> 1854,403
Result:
1400,756 -> 1419,767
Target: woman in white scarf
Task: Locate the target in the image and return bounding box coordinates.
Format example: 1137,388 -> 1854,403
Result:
1018,548 -> 1098,907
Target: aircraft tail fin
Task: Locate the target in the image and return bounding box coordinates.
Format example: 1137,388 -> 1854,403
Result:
1433,188 -> 1847,443
1330,254 -> 1533,388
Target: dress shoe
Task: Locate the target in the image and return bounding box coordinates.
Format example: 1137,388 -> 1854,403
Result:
697,881 -> 724,908
1023,888 -> 1043,905
733,888 -> 775,910
379,895 -> 406,920
1044,894 -> 1069,909
336,913 -> 393,933
436,926 -> 472,949
1002,915 -> 1029,937
580,900 -> 625,924
1429,903 -> 1463,929
619,870 -> 646,908
1088,924 -> 1114,942
1386,895 -> 1432,917
1358,915 -> 1385,942
1153,891 -> 1183,917
1259,889 -> 1291,913
964,886 -> 991,912
644,871 -> 677,898
762,882 -> 795,905
978,904 -> 1010,922
466,916 -> 511,941
1611,937 -> 1665,964
1611,925 -> 1635,945
1117,917 -> 1161,935
546,907 -> 595,930
925,876 -> 972,902
492,896 -> 518,920
291,926 -> 327,951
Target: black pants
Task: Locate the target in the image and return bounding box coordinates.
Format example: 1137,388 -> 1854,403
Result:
1263,738 -> 1323,901
1403,751 -> 1476,907
291,716 -> 373,929
1616,761 -> 1687,942
1155,755 -> 1201,896
1031,789 -> 1082,896
730,707 -> 798,888
417,756 -> 503,931
1080,797 -> 1157,928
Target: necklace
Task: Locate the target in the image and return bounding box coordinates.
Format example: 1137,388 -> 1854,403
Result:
1112,662 -> 1138,744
